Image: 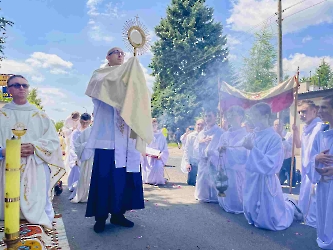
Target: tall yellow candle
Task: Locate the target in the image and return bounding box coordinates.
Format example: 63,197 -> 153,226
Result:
4,137 -> 21,240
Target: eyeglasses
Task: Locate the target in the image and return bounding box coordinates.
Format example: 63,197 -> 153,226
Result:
298,110 -> 308,115
108,50 -> 125,56
8,83 -> 30,89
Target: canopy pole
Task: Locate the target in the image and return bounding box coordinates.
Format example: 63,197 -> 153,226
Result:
218,77 -> 223,128
289,67 -> 300,194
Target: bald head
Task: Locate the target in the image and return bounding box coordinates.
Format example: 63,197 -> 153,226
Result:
106,47 -> 125,66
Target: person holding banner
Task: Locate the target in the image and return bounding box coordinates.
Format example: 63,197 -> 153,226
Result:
293,99 -> 327,228
309,95 -> 333,249
141,118 -> 169,185
0,75 -> 65,229
273,119 -> 296,187
242,103 -> 302,231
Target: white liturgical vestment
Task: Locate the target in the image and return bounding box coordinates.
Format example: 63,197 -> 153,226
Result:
0,102 -> 65,229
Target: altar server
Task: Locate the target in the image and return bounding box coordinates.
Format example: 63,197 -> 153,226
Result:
194,108 -> 223,202
310,95 -> 333,249
142,118 -> 169,185
181,119 -> 204,186
68,113 -> 92,196
211,106 -> 248,214
242,102 -> 302,231
294,100 -> 326,228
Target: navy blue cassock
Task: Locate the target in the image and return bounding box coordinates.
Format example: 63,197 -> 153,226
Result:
85,149 -> 144,220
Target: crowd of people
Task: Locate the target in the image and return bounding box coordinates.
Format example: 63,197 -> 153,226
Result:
179,99 -> 333,249
0,46 -> 332,249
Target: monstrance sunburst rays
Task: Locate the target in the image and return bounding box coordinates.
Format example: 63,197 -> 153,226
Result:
122,16 -> 151,56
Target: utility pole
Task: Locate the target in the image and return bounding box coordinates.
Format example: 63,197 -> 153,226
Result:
277,0 -> 283,84
277,0 -> 283,121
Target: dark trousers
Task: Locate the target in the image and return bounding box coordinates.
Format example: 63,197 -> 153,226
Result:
85,149 -> 144,222
279,157 -> 296,187
187,163 -> 198,186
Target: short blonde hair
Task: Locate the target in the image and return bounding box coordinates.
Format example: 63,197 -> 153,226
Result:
152,118 -> 158,123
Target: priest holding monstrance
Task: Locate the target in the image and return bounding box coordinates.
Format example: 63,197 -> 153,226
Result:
85,19 -> 153,233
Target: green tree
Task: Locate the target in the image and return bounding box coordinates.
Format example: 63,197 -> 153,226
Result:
311,59 -> 333,88
149,0 -> 229,130
0,8 -> 14,62
54,120 -> 64,132
27,88 -> 43,110
242,27 -> 277,92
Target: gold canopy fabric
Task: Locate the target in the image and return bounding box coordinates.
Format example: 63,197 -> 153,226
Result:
85,57 -> 153,153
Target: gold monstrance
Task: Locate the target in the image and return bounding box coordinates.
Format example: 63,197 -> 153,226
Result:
122,16 -> 150,56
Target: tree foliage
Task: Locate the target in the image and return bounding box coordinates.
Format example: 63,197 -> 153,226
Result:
149,0 -> 229,130
54,120 -> 64,132
312,59 -> 333,88
241,27 -> 277,92
0,5 -> 14,62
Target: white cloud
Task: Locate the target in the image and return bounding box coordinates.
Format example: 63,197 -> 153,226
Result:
50,69 -> 69,75
31,75 -> 45,83
302,35 -> 312,43
227,35 -> 241,49
37,87 -> 68,106
0,52 -> 73,83
228,54 -> 237,61
227,0 -> 333,34
86,0 -> 125,42
28,52 -> 73,69
282,53 -> 333,77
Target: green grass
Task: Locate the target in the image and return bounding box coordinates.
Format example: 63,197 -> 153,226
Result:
167,142 -> 178,148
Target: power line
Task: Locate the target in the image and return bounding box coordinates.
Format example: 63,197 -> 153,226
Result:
282,0 -> 310,12
283,0 -> 328,19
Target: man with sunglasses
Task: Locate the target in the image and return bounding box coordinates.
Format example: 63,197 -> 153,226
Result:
0,75 -> 65,229
293,99 -> 327,228
85,47 -> 153,233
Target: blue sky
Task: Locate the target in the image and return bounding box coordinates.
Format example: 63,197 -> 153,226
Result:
1,0 -> 332,122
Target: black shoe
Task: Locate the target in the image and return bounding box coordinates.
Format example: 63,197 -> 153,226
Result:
110,215 -> 134,228
94,220 -> 106,233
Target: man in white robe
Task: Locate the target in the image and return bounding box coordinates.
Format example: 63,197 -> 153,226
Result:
309,95 -> 333,249
84,47 -> 153,233
142,118 -> 169,185
181,119 -> 204,186
63,112 -> 80,174
70,125 -> 94,203
194,108 -> 223,203
293,99 -> 326,228
210,106 -> 248,214
68,113 -> 92,195
0,75 -> 65,229
242,103 -> 302,231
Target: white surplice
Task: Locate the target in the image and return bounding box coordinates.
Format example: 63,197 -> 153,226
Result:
141,131 -> 169,185
210,127 -> 248,214
299,117 -> 324,228
67,129 -> 82,191
70,127 -> 94,203
243,127 -> 295,231
0,102 -> 65,229
194,125 -> 224,203
180,131 -> 199,174
85,99 -> 141,172
63,116 -> 80,174
309,129 -> 333,249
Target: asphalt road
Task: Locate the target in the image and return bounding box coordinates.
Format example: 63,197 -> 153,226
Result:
53,153 -> 320,250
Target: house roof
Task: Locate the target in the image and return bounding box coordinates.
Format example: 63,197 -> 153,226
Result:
298,88 -> 333,100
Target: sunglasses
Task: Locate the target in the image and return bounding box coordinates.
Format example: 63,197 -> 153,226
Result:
108,50 -> 125,56
8,83 -> 30,89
